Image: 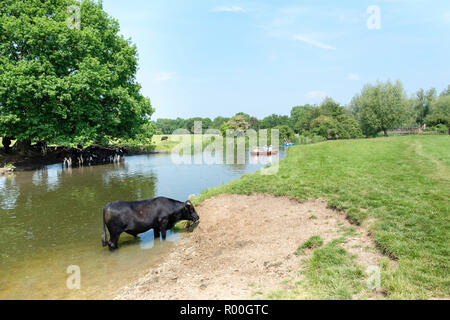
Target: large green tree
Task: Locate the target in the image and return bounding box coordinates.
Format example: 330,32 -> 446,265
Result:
0,0 -> 153,152
352,81 -> 413,136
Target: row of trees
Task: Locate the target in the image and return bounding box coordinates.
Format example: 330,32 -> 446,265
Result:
157,81 -> 450,139
156,81 -> 449,140
350,81 -> 450,136
155,113 -> 290,135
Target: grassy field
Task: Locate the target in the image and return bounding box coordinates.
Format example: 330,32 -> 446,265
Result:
195,135 -> 450,299
151,135 -> 181,153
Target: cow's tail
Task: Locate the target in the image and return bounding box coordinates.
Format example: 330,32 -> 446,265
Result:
102,207 -> 108,247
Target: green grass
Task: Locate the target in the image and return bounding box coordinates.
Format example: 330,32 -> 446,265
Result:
296,236 -> 324,255
152,135 -> 182,153
301,239 -> 364,300
195,135 -> 450,299
152,134 -> 217,153
265,238 -> 364,300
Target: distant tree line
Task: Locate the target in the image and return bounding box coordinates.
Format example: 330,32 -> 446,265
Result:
156,81 -> 450,140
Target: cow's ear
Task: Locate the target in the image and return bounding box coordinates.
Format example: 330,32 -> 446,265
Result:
185,200 -> 192,208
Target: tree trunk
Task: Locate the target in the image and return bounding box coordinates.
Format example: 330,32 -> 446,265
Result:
36,141 -> 48,156
13,139 -> 34,156
2,137 -> 13,154
383,129 -> 388,137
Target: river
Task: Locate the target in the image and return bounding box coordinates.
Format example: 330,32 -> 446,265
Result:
0,150 -> 285,299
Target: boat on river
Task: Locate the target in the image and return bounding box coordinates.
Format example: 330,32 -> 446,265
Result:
250,147 -> 279,156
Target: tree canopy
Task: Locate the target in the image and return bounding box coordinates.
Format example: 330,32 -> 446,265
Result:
352,81 -> 413,136
0,0 -> 153,150
259,114 -> 290,129
290,104 -> 319,134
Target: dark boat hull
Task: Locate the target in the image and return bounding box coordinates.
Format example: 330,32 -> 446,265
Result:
250,151 -> 278,156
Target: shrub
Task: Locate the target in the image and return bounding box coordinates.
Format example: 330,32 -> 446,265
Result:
311,115 -> 340,139
311,114 -> 363,140
433,124 -> 449,135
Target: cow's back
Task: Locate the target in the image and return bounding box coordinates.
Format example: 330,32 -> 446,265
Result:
103,201 -> 136,226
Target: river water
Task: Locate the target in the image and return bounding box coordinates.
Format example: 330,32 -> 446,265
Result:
0,151 -> 285,299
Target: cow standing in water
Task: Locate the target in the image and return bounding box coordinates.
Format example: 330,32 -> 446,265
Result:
102,197 -> 200,251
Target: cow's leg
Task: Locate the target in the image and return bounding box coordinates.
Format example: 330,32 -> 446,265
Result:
108,232 -> 121,251
158,219 -> 168,240
161,229 -> 167,240
153,228 -> 160,239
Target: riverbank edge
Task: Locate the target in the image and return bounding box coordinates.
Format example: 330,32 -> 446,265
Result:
0,148 -> 169,171
116,193 -> 391,300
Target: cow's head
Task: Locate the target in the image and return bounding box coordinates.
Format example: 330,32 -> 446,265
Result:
184,200 -> 200,222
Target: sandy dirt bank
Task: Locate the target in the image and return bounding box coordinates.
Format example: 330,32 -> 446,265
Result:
117,194 -> 384,300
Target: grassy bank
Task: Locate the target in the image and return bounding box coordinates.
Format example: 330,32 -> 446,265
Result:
194,135 -> 450,299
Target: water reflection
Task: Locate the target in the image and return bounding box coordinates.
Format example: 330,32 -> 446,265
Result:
0,175 -> 20,210
139,229 -> 180,250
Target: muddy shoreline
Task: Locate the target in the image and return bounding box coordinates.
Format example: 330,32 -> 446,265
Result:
116,194 -> 386,300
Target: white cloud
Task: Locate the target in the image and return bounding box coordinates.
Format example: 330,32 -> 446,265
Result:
153,72 -> 177,82
347,73 -> 360,81
293,34 -> 336,50
306,91 -> 327,101
212,6 -> 245,13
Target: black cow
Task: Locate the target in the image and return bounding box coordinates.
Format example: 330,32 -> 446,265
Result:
102,197 -> 200,251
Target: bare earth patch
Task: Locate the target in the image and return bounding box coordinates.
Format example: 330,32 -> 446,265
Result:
117,194 -> 385,300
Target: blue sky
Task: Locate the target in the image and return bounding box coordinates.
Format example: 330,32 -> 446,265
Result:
101,0 -> 450,120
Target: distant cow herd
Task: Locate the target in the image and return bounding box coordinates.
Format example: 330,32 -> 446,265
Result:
60,146 -> 127,168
